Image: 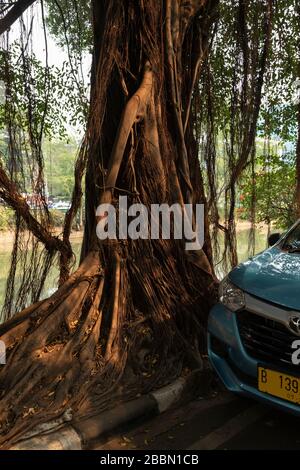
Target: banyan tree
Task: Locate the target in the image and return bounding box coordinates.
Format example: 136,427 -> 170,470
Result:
0,0 -> 298,448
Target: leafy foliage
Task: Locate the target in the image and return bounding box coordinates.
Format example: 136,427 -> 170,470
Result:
44,139 -> 79,198
0,206 -> 14,231
240,151 -> 296,229
0,45 -> 88,141
45,0 -> 92,54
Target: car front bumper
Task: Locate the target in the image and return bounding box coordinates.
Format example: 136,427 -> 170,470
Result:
208,303 -> 300,416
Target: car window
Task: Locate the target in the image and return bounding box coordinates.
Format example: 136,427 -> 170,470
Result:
282,223 -> 300,250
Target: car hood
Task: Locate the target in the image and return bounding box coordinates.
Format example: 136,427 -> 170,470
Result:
229,246 -> 300,311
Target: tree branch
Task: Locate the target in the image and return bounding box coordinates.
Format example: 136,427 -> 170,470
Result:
0,165 -> 69,255
0,0 -> 36,35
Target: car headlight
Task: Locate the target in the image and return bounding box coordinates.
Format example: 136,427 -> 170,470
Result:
219,276 -> 245,312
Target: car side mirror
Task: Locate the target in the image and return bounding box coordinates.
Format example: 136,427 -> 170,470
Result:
268,232 -> 281,247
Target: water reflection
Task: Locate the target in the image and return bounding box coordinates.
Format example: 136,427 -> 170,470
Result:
215,226 -> 269,279
0,235 -> 83,319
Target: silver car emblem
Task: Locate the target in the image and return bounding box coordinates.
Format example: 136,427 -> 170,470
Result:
289,316 -> 300,335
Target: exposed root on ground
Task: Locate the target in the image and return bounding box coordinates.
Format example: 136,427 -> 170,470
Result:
0,242 -> 216,448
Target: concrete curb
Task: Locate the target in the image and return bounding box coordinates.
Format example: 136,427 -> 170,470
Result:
11,426 -> 82,450
11,372 -> 202,450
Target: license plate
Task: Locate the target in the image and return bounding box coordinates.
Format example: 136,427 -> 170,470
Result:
258,366 -> 300,404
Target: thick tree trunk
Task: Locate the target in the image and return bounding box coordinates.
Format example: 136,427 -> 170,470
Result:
0,0 -> 218,447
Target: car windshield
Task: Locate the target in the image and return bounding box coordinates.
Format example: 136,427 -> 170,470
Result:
282,222 -> 300,251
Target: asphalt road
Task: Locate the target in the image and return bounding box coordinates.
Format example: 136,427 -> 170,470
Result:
92,390 -> 300,450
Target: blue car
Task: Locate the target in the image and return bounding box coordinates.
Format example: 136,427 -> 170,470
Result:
208,220 -> 300,415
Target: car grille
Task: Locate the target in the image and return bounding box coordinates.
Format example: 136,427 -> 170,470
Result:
237,310 -> 300,372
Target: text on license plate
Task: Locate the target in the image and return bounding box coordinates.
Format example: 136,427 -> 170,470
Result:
258,367 -> 300,404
